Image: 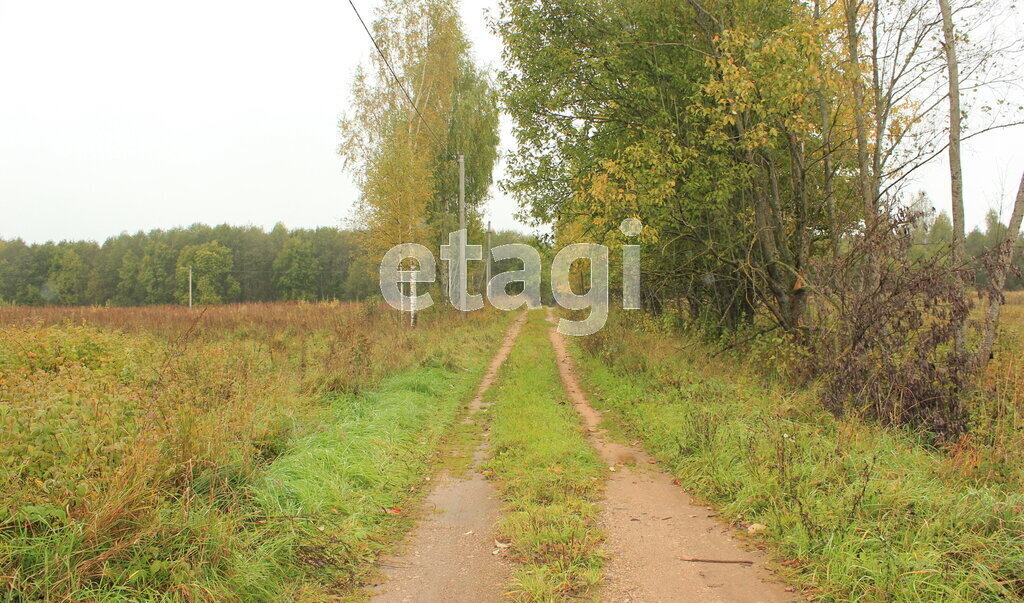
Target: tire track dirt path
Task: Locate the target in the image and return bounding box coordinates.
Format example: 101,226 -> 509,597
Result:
546,309 -> 793,603
371,313 -> 527,602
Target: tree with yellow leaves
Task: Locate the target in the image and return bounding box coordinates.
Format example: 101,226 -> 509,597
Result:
339,0 -> 499,285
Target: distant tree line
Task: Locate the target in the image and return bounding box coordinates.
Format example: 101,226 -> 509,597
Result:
913,206 -> 1024,290
0,224 -> 380,306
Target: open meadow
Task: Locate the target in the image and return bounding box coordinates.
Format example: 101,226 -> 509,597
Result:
0,302 -> 506,599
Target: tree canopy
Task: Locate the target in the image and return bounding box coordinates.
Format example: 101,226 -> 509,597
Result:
339,0 -> 500,270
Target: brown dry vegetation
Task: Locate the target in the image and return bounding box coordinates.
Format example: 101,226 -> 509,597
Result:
950,290 -> 1024,485
0,302 -> 503,599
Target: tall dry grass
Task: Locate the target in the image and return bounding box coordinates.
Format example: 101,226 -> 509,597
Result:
0,301 -> 500,598
943,291 -> 1024,484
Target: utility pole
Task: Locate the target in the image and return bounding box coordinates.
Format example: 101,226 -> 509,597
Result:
188,266 -> 193,309
409,275 -> 417,328
458,154 -> 466,319
485,220 -> 492,288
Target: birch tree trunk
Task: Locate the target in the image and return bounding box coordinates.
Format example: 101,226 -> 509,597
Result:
975,173 -> 1024,367
939,0 -> 968,355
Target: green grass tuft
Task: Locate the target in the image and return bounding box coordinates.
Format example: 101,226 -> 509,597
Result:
484,311 -> 606,600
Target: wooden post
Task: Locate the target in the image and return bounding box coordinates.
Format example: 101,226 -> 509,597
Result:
458,154 -> 466,319
410,277 -> 417,327
485,220 -> 492,291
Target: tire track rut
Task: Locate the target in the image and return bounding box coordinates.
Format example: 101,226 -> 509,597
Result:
370,313 -> 527,602
546,308 -> 793,603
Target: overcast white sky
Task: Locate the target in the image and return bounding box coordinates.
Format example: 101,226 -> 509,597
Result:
0,0 -> 1020,245
0,0 -> 524,244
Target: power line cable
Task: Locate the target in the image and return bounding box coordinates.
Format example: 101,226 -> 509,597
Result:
346,0 -> 445,147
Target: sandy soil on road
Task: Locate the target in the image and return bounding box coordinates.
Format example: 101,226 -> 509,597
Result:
373,310 -> 794,602
546,309 -> 794,603
370,313 -> 527,603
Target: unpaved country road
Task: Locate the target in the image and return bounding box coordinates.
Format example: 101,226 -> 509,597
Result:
371,313 -> 527,602
546,309 -> 793,603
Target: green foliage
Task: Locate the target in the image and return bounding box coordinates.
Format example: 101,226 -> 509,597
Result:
497,0 -> 857,327
911,206 -> 1024,289
0,224 -> 373,306
136,240 -> 176,304
48,249 -> 89,305
176,241 -> 240,304
968,210 -> 1024,289
273,237 -> 321,301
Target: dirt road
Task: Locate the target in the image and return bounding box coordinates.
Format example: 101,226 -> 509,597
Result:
370,313 -> 526,602
547,309 -> 791,603
372,310 -> 792,601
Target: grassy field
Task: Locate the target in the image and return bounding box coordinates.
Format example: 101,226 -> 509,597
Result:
0,302 -> 506,600
484,311 -> 605,600
570,296 -> 1024,601
966,290 -> 1024,486
3,296 -> 1022,601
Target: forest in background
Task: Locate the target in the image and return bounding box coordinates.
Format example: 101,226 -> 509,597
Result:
1,205 -> 1020,309
0,224 -> 374,306
914,208 -> 1024,289
0,224 -> 536,307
